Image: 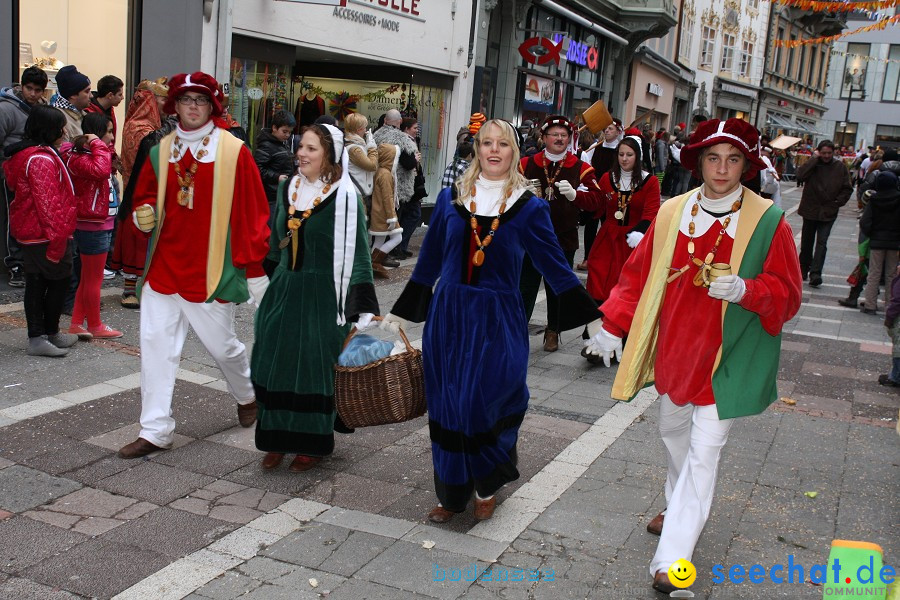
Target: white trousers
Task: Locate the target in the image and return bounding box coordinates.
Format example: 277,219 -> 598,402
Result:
650,394 -> 734,575
371,231 -> 402,254
139,284 -> 255,447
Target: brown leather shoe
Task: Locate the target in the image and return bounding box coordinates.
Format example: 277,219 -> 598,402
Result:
474,496 -> 496,520
428,506 -> 454,523
371,249 -> 390,279
261,452 -> 285,470
652,570 -> 677,594
118,438 -> 164,459
647,511 -> 665,536
237,400 -> 257,428
543,330 -> 559,352
288,455 -> 321,472
576,261 -> 588,272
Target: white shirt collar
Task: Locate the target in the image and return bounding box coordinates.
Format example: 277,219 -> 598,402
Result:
171,121 -> 218,164
678,185 -> 743,238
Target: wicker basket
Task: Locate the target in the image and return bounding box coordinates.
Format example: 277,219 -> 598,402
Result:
334,320 -> 426,428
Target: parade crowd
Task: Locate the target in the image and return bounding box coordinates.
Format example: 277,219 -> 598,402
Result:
2,66 -> 898,595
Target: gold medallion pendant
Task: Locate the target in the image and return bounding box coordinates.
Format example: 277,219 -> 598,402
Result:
614,210 -> 624,220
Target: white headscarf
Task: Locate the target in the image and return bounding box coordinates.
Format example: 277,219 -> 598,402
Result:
320,123 -> 357,325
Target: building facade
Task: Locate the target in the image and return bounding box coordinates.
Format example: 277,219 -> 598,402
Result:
756,6 -> 845,141
821,9 -> 900,151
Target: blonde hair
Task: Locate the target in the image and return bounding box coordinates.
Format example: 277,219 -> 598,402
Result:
344,113 -> 368,134
454,120 -> 527,205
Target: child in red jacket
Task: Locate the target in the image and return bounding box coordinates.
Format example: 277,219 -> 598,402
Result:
2,105 -> 78,357
61,113 -> 122,339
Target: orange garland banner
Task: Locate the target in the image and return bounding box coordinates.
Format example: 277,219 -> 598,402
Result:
773,0 -> 900,11
774,14 -> 900,47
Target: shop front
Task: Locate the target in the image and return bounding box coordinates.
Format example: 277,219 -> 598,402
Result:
625,47 -> 679,130
713,79 -> 756,122
514,5 -> 610,128
229,0 -> 473,202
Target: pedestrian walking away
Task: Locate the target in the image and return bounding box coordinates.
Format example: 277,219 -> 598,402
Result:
251,123 -> 378,473
117,72 -> 271,460
860,171 -> 900,314
382,119 -> 602,523
584,118 -> 802,594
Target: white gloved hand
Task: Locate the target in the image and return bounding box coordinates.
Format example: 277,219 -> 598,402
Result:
247,276 -> 270,306
365,130 -> 376,148
707,274 -> 746,304
555,179 -> 577,201
386,217 -> 399,230
379,313 -> 409,334
355,312 -> 375,331
625,231 -> 644,248
133,205 -> 156,232
584,327 -> 623,368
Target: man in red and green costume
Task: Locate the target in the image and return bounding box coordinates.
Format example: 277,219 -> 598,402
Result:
584,118 -> 802,594
118,72 -> 270,459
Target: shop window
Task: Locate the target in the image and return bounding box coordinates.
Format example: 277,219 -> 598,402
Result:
875,125 -> 900,150
721,35 -> 735,73
739,41 -> 753,78
834,122 -> 857,149
700,27 -> 716,69
882,45 -> 900,101
18,0 -> 129,151
841,42 -> 870,99
229,59 -> 291,149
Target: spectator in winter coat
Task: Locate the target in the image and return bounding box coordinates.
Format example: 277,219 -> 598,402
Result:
84,75 -> 124,142
51,65 -> 92,142
369,144 -> 403,279
654,130 -> 668,175
61,113 -> 122,340
441,140 -> 473,189
373,110 -> 418,257
860,171 -> 900,314
1,66 -> 48,288
879,264 -> 900,387
2,105 -> 78,357
253,109 -> 297,276
795,140 -> 853,288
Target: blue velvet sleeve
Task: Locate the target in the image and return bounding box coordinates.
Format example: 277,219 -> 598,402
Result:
391,187 -> 451,322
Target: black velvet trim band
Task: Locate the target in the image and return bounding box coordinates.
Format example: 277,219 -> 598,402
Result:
429,413 -> 525,455
630,219 -> 651,234
254,385 -> 335,414
254,428 -> 335,456
555,285 -> 601,332
433,448 -> 520,512
345,282 -> 380,321
392,280 -> 433,322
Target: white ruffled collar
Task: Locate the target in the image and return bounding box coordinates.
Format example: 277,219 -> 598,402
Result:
470,175 -> 526,216
544,149 -> 567,163
171,121 -> 218,164
288,174 -> 329,211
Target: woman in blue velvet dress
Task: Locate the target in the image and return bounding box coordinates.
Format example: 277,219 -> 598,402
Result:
382,120 -> 601,522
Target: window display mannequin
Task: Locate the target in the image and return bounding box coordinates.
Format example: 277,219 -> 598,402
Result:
296,88 -> 325,128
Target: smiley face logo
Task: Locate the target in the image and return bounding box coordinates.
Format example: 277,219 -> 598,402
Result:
668,559 -> 696,588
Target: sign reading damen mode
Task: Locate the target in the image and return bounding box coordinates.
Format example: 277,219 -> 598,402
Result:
333,6 -> 401,31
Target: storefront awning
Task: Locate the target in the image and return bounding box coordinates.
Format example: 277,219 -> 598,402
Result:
766,114 -> 796,129
535,0 -> 628,45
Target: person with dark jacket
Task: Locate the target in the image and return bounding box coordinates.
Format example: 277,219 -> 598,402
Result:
1,66 -> 48,287
860,171 -> 900,314
253,110 -> 296,276
795,140 -> 853,288
879,264 -> 900,386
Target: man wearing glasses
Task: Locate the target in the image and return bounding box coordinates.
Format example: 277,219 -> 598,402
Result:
118,72 -> 271,459
519,115 -> 602,352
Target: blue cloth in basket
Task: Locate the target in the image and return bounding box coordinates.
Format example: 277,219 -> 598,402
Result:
338,334 -> 394,367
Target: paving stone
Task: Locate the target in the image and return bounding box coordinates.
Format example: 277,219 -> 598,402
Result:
236,556 -> 297,582
171,497 -> 212,516
191,488 -> 221,501
171,385 -> 243,440
71,515 -> 124,536
0,509 -> 11,520
208,504 -> 263,524
327,578 -> 436,600
115,500 -> 158,520
269,563 -> 346,591
222,462 -> 331,497
317,507 -> 416,539
21,509 -> 81,529
305,472 -> 413,513
23,537 -> 169,598
97,461 -> 215,505
258,491 -> 291,512
44,486 -> 137,518
317,530 -> 395,576
154,440 -> 260,478
21,392 -> 140,440
356,539 -> 483,600
346,445 -> 433,490
102,507 -> 238,559
0,575 -> 84,599
85,422 -> 194,454
217,487 -> 266,508
238,583 -> 320,600
192,570 -> 261,600
0,423 -> 76,462
205,426 -> 256,453
260,522 -> 351,568
205,479 -> 247,495
20,438 -> 112,476
0,465 -> 82,512
0,515 -> 88,573
61,455 -> 133,486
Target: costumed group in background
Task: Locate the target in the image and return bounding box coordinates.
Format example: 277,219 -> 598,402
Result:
4,67 -> 810,594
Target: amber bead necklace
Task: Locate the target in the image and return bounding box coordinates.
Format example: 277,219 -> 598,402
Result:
666,190 -> 742,285
468,185 -> 510,267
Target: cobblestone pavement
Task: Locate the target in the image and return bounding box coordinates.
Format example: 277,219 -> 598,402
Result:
0,184 -> 897,599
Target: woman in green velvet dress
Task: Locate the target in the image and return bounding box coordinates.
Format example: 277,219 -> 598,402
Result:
251,124 -> 378,472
